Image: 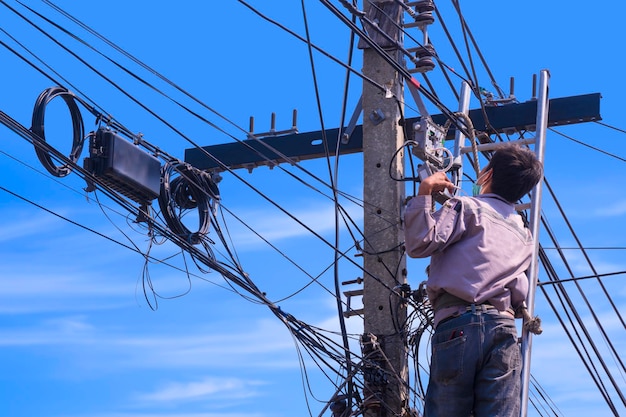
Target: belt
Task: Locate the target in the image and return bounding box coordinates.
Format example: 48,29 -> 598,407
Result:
433,292 -> 483,311
433,292 -> 514,327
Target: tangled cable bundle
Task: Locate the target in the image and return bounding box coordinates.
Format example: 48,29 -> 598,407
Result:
158,161 -> 220,245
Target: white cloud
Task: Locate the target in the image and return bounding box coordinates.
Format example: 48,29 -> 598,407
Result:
0,273 -> 131,297
594,199 -> 626,217
0,315 -> 97,346
0,211 -> 64,242
111,319 -> 298,371
0,314 -> 299,371
135,377 -> 266,403
224,201 -> 363,249
0,270 -> 139,314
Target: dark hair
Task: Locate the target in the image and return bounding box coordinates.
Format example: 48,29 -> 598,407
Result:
485,143 -> 543,203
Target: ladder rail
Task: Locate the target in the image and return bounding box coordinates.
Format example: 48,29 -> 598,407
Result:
520,69 -> 550,417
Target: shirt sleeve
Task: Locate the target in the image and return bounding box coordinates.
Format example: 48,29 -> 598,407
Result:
403,195 -> 466,258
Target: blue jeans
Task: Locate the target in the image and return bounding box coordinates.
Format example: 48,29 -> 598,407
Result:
424,306 -> 521,417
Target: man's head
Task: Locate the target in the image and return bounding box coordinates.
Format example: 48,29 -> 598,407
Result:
479,143 -> 543,203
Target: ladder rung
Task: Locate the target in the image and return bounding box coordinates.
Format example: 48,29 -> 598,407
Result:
460,137 -> 536,155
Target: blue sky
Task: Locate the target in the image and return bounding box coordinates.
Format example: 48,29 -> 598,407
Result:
0,1 -> 625,417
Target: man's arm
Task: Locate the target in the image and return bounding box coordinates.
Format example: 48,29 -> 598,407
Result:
404,172 -> 463,258
418,171 -> 455,196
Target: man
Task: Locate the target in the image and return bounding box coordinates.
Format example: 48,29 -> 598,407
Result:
403,143 -> 543,417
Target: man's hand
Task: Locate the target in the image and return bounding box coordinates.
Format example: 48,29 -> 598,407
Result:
418,172 -> 454,196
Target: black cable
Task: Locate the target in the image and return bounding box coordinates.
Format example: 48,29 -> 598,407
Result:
40,0 -> 250,137
20,1 -> 250,141
17,75 -> 379,343
318,0 -> 462,127
0,161 -> 363,408
3,1 -> 385,392
537,270 -> 626,286
538,249 -> 621,415
550,127 -> 626,162
329,9 -> 362,409
5,0 -> 409,265
448,0 -> 505,143
537,205 -> 626,411
544,178 -> 626,330
0,26 -> 100,116
7,30 -> 374,294
296,0 -> 357,397
431,3 -> 471,95
450,0 -> 506,99
29,86 -> 85,177
6,3 -> 624,412
37,0 -> 386,256
7,96 -> 270,310
374,0 -> 472,100
158,161 -> 219,245
18,0 -> 389,233
530,373 -> 563,417
595,120 -> 626,135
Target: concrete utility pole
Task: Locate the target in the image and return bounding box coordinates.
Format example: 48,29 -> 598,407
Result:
359,2 -> 408,416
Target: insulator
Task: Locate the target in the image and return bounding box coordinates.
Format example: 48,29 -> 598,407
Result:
414,0 -> 435,13
414,43 -> 436,58
414,11 -> 435,26
413,44 -> 436,73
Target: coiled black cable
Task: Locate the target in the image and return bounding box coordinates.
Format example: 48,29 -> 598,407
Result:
158,161 -> 220,245
30,86 -> 85,177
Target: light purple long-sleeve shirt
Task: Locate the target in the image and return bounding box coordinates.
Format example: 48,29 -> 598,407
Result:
404,193 -> 533,316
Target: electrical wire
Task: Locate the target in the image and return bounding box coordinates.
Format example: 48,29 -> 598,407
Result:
328,6 -> 362,408
2,2 -> 626,416
3,0 -> 410,272
550,126 -> 626,162
30,85 -> 85,177
5,30 -> 374,292
295,4 -> 355,396
158,160 -> 219,246
450,0 -> 506,100
19,0 -> 391,260
0,1 -> 448,396
39,0 -> 250,138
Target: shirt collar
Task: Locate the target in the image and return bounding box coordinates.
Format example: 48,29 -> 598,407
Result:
475,193 -> 514,206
